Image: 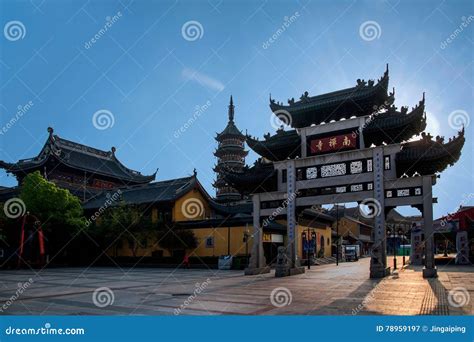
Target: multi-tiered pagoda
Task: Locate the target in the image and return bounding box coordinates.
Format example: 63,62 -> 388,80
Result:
221,65 -> 465,278
213,96 -> 248,202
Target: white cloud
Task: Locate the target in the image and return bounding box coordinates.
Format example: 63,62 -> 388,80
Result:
425,111 -> 441,137
182,68 -> 225,92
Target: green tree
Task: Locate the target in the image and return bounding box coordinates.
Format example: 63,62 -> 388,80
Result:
96,202 -> 154,257
157,226 -> 198,255
20,171 -> 86,233
17,171 -> 86,260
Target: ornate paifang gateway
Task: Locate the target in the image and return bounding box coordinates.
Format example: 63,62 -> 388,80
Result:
223,66 -> 466,279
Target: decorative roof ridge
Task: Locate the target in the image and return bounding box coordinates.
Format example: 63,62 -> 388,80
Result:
46,127 -> 156,181
55,136 -> 112,160
270,65 -> 389,108
90,176 -> 195,198
246,128 -> 299,142
400,127 -> 465,151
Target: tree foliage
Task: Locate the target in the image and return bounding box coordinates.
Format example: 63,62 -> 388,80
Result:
20,171 -> 86,233
95,202 -> 154,257
157,227 -> 198,254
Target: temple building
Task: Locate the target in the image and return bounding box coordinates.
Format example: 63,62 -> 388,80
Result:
213,96 -> 248,202
0,66 -> 467,271
0,125 -> 334,267
0,127 -> 156,201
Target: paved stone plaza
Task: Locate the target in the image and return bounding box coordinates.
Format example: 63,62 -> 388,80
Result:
0,257 -> 472,315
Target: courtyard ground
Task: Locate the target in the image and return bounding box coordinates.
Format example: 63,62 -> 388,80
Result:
0,257 -> 472,315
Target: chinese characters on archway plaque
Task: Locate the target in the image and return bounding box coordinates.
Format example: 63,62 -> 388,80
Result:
309,133 -> 357,155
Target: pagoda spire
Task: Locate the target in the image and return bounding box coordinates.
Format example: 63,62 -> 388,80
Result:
228,95 -> 234,122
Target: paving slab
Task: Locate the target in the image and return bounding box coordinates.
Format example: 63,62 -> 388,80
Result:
0,257 -> 472,315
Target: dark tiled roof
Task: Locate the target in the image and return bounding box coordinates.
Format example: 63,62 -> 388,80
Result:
395,128 -> 465,177
0,187 -> 20,202
363,96 -> 427,146
269,66 -> 393,127
216,121 -> 245,139
246,129 -> 301,161
208,199 -> 253,215
83,176 -> 195,209
0,128 -> 156,184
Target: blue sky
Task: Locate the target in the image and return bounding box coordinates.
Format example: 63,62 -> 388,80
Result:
0,0 -> 473,218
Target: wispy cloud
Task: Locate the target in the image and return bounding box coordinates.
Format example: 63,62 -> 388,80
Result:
182,68 -> 225,92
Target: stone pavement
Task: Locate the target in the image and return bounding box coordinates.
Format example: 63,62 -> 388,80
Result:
0,257 -> 472,315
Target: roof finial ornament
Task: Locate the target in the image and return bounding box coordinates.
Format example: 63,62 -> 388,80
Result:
47,127 -> 54,135
193,168 -> 197,177
111,146 -> 116,155
228,95 -> 234,122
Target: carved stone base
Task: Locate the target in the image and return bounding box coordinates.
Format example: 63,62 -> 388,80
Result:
422,267 -> 437,278
244,266 -> 271,276
275,266 -> 305,277
289,267 -> 305,276
370,266 -> 390,279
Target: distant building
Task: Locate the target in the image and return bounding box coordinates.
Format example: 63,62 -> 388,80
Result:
213,96 -> 248,202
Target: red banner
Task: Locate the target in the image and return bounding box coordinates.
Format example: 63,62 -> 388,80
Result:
309,133 -> 357,155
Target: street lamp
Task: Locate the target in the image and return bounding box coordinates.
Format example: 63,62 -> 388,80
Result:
243,225 -> 249,267
336,204 -> 339,266
398,228 -> 405,266
302,231 -> 309,269
388,228 -> 397,270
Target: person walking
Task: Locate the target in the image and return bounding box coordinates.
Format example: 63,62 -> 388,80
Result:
183,254 -> 190,269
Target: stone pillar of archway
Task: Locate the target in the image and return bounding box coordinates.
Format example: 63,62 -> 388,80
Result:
276,160 -> 305,277
370,147 -> 390,278
422,176 -> 437,278
410,225 -> 424,266
244,194 -> 270,275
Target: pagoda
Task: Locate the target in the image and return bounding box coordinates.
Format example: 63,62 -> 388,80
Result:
213,96 -> 248,202
0,127 -> 157,201
222,65 -> 465,278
